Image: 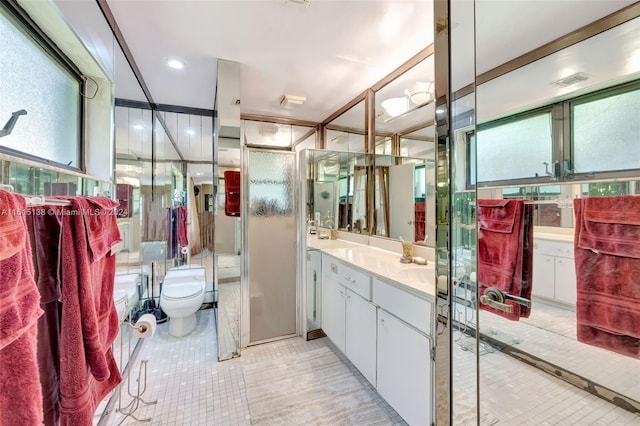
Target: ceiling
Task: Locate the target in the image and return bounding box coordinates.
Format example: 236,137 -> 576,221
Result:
103,0 -> 434,123
51,1 -> 639,133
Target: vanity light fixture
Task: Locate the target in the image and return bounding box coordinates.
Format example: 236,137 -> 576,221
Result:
280,94 -> 306,109
166,58 -> 185,70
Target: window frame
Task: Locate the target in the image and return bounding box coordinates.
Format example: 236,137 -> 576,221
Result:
474,105 -> 557,188
0,1 -> 85,172
566,79 -> 640,182
471,78 -> 640,190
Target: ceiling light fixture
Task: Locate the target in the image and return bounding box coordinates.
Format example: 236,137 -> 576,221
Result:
381,97 -> 410,118
551,72 -> 590,88
186,129 -> 195,135
166,58 -> 185,70
405,81 -> 433,106
330,135 -> 347,144
132,125 -> 144,130
280,94 -> 306,109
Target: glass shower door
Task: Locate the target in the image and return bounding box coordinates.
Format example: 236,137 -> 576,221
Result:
245,148 -> 297,344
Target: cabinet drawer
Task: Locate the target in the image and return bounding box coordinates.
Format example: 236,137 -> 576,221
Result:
534,239 -> 574,258
373,278 -> 432,335
322,255 -> 371,300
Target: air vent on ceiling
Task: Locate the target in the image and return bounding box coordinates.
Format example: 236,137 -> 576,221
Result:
282,0 -> 310,7
551,72 -> 590,88
280,94 -> 306,109
259,124 -> 279,136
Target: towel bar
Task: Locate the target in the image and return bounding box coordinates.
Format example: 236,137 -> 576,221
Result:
480,286 -> 531,313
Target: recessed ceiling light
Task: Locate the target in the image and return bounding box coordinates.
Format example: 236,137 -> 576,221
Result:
133,125 -> 144,130
187,129 -> 195,135
166,58 -> 185,70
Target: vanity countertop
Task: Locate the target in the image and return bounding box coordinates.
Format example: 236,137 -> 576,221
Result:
321,245 -> 436,301
534,231 -> 575,243
306,236 -> 365,250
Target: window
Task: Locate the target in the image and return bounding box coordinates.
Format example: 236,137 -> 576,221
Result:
476,110 -> 553,183
0,6 -> 81,168
572,85 -> 640,174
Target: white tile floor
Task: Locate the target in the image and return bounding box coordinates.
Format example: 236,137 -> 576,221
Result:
478,299 -> 640,403
97,308 -> 640,426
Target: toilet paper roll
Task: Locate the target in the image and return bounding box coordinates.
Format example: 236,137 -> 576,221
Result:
134,313 -> 157,338
181,246 -> 189,255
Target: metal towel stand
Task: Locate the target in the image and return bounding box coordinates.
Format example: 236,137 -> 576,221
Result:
114,302 -> 158,425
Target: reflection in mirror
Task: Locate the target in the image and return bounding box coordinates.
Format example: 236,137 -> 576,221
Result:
373,55 -> 436,245
473,4 -> 640,422
216,59 -> 241,361
373,155 -> 429,243
304,150 -> 353,232
325,99 -> 366,153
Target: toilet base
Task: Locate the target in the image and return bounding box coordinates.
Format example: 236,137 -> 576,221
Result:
168,313 -> 197,337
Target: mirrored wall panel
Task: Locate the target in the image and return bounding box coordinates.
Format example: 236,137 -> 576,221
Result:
471,3 -> 640,422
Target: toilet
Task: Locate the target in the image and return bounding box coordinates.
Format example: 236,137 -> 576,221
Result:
113,288 -> 129,322
114,272 -> 141,321
160,266 -> 206,337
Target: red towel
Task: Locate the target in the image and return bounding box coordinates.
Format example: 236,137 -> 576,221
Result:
58,197 -> 122,425
574,196 -> 640,357
478,199 -> 533,321
0,190 -> 44,425
224,171 -> 241,217
27,211 -> 63,426
178,206 -> 189,247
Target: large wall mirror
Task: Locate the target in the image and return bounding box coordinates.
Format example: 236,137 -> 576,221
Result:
373,54 -> 436,245
470,3 -> 640,421
215,59 -> 241,361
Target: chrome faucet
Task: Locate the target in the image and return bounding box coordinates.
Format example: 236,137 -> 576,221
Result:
542,161 -> 559,180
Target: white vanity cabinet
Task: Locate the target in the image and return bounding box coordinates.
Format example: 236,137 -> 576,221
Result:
344,288 -> 377,386
373,278 -> 433,426
532,238 -> 577,306
322,275 -> 346,352
321,252 -> 434,425
377,310 -> 432,426
321,254 -> 377,385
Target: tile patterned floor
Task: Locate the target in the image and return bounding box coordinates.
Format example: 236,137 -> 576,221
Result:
97,308 -> 640,426
479,299 -> 640,402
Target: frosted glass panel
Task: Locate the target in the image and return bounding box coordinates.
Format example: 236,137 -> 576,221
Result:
0,10 -> 80,166
476,113 -> 552,182
247,150 -> 296,343
573,88 -> 640,173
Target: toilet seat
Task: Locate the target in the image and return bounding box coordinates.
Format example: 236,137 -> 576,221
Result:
162,282 -> 204,301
